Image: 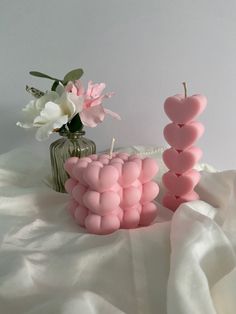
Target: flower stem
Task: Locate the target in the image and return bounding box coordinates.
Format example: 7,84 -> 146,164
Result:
67,114 -> 83,133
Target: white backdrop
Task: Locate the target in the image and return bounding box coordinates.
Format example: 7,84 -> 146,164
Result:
1,0 -> 236,170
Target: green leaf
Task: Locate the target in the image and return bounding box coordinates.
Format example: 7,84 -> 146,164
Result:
51,80 -> 60,91
29,71 -> 60,81
63,68 -> 84,84
67,114 -> 83,132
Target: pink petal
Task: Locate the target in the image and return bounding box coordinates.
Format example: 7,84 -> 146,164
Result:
104,108 -> 121,120
80,105 -> 105,127
86,81 -> 106,98
65,80 -> 85,97
65,81 -> 74,93
71,85 -> 78,95
74,80 -> 85,96
90,83 -> 106,98
102,92 -> 115,99
83,97 -> 103,109
65,82 -> 79,95
86,81 -> 94,96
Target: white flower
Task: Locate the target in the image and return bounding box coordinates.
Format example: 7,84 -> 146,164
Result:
17,91 -> 82,141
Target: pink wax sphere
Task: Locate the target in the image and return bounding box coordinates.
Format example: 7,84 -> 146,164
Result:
64,152 -> 159,235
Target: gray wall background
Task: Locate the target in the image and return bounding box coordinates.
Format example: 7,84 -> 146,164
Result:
1,0 -> 236,170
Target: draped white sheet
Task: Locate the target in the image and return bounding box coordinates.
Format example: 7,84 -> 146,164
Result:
0,145 -> 235,314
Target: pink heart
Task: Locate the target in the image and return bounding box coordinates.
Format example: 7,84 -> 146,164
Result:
74,205 -> 89,227
116,152 -> 129,160
141,181 -> 159,203
64,178 -> 78,194
89,154 -> 98,161
116,161 -> 141,187
163,146 -> 202,174
64,157 -> 79,177
162,170 -> 200,196
85,213 -> 121,235
72,183 -> 87,205
66,199 -> 78,217
139,202 -> 158,226
83,190 -> 120,215
120,206 -> 141,229
72,159 -> 93,184
98,154 -> 110,165
126,157 -> 142,172
164,122 -> 204,150
139,158 -> 159,183
83,163 -> 119,192
98,153 -> 110,159
122,186 -> 142,207
164,94 -> 207,124
109,157 -> 125,168
162,191 -> 199,212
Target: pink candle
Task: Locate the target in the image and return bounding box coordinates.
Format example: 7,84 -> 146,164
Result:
64,152 -> 159,234
162,83 -> 207,211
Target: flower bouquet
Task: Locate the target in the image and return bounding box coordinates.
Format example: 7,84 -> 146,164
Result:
17,68 -> 120,192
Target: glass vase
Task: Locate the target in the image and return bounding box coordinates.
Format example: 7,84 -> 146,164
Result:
50,129 -> 96,193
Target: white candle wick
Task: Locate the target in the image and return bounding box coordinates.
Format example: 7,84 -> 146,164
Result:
109,137 -> 116,159
182,82 -> 187,98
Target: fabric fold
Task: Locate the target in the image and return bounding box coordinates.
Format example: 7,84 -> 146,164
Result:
0,145 -> 236,314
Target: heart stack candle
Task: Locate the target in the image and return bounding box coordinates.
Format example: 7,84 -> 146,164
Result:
64,152 -> 159,234
162,83 -> 207,211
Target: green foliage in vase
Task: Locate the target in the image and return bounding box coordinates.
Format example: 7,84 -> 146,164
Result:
30,68 -> 84,91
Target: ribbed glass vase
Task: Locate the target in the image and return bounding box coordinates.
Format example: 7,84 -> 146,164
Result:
50,129 -> 96,193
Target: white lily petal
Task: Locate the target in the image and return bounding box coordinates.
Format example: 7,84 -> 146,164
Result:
17,92 -> 61,129
35,115 -> 68,141
37,102 -> 63,121
52,115 -> 69,129
22,100 -> 41,115
17,89 -> 77,139
55,82 -> 65,96
35,124 -> 53,141
17,100 -> 40,129
35,91 -> 59,111
57,92 -> 77,118
68,93 -> 84,113
16,121 -> 33,129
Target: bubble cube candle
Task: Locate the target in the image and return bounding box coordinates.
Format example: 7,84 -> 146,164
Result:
64,153 -> 159,234
162,83 -> 207,211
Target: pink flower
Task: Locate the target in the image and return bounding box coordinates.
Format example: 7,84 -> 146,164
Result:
65,80 -> 121,127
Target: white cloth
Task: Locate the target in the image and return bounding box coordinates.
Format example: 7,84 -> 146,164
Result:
0,145 -> 235,314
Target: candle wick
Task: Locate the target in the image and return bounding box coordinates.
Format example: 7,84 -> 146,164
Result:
109,137 -> 116,159
182,82 -> 187,98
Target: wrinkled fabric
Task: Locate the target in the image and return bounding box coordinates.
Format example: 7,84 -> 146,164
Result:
0,145 -> 235,314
